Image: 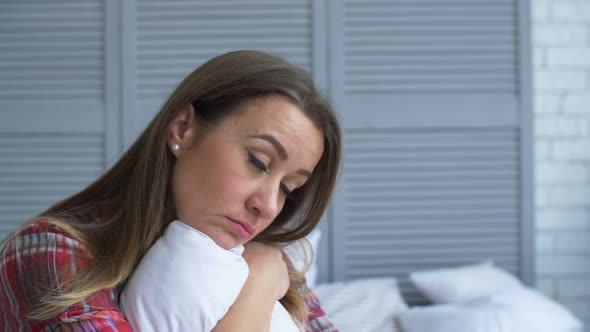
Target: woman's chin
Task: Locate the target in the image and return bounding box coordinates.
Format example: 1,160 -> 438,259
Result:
210,232 -> 241,250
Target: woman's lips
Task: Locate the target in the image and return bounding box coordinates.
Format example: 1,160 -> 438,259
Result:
227,217 -> 254,239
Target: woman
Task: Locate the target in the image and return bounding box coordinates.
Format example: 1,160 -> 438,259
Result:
0,50 -> 341,331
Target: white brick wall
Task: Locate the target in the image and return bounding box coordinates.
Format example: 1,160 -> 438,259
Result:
532,0 -> 590,328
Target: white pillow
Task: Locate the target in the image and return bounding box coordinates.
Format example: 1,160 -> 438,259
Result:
398,287 -> 584,332
121,220 -> 250,331
122,220 -> 301,332
410,260 -> 522,304
270,301 -> 303,332
315,278 -> 408,332
398,302 -> 526,332
282,229 -> 321,289
487,287 -> 583,332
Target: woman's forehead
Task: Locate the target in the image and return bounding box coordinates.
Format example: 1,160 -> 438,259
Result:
229,96 -> 324,164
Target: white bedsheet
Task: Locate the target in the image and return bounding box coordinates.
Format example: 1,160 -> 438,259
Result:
315,278 -> 408,332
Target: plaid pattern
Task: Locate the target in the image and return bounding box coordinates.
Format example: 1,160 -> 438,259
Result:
1,220 -> 338,332
304,287 -> 340,332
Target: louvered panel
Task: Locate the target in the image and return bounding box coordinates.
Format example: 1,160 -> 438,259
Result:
136,0 -> 312,106
342,0 -> 517,94
0,0 -> 104,100
0,133 -> 104,239
334,128 -> 520,304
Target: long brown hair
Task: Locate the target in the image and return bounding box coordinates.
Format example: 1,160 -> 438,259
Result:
4,50 -> 341,325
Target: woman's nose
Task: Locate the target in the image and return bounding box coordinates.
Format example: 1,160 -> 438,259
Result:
246,181 -> 282,220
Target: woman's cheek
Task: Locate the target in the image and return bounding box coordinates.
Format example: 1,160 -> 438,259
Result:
218,165 -> 251,202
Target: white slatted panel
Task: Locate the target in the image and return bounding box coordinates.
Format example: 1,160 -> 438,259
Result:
342,0 -> 517,94
0,1 -> 107,238
135,0 -> 312,128
335,128 -> 520,304
0,0 -> 104,100
328,0 -> 529,299
0,134 -> 104,239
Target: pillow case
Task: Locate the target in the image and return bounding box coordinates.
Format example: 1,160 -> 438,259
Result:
121,220 -> 250,331
282,229 -> 321,289
410,260 -> 522,304
398,302 -> 526,332
121,220 -> 301,332
315,278 -> 408,332
487,287 -> 583,332
407,261 -> 583,332
398,287 -> 583,332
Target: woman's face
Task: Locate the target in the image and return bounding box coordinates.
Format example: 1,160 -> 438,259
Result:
169,96 -> 324,250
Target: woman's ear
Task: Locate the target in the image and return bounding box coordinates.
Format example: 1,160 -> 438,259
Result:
168,104 -> 197,155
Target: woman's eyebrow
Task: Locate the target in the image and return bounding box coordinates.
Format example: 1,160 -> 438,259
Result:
250,134 -> 313,178
250,134 -> 288,160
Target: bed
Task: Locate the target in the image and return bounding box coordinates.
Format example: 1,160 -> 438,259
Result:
286,230 -> 584,332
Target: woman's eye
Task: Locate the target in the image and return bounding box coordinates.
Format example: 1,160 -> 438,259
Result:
280,183 -> 295,201
248,152 -> 269,174
248,151 -> 295,200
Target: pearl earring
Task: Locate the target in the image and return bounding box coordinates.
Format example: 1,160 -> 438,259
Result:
171,144 -> 180,153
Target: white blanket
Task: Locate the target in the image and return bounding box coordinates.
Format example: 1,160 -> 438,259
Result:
120,220 -> 300,332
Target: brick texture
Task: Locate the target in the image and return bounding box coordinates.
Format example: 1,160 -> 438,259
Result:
532,0 -> 590,329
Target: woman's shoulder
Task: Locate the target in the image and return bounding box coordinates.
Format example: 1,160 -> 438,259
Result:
0,216 -> 94,298
0,217 -> 131,331
2,216 -> 92,259
17,217 -> 70,237
7,216 -> 76,238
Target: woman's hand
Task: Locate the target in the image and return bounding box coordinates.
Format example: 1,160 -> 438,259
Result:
242,242 -> 290,300
212,242 -> 289,331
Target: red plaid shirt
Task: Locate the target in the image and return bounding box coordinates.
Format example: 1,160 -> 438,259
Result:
0,220 -> 338,332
